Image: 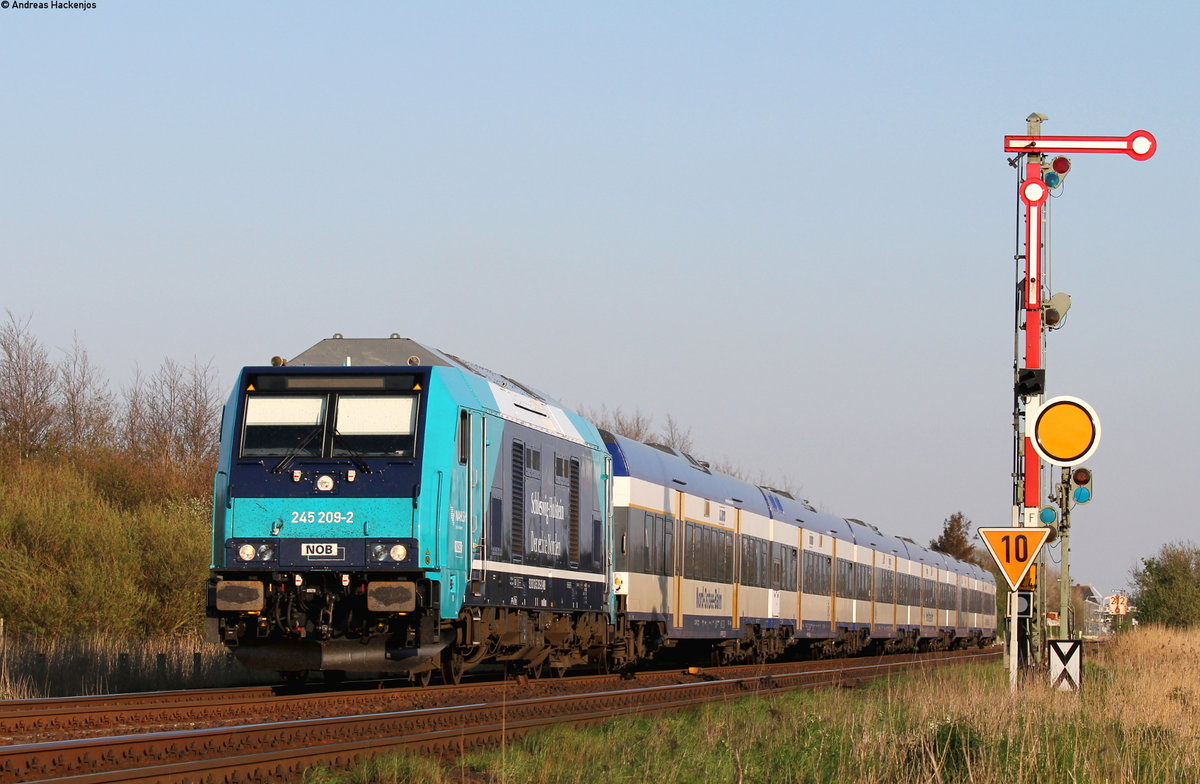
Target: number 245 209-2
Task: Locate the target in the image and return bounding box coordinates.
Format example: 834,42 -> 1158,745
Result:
291,511 -> 355,524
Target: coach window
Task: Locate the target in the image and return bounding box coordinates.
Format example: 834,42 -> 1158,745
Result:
699,527 -> 710,581
663,518 -> 674,575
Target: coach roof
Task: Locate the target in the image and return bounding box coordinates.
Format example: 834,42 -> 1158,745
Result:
603,432 -> 773,518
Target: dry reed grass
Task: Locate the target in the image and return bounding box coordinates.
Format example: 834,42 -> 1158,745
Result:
0,633 -> 271,699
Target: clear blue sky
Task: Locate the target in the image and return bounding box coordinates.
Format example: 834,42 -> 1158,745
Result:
3,2 -> 1196,594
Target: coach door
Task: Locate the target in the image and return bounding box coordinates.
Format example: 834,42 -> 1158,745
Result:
672,489 -> 685,631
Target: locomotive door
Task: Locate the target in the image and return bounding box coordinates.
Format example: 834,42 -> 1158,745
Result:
452,410 -> 486,608
468,413 -> 486,586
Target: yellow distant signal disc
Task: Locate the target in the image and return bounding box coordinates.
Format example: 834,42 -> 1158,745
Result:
1031,396 -> 1101,466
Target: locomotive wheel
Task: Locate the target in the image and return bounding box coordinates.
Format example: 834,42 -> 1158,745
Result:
411,669 -> 433,688
525,659 -> 544,679
441,648 -> 465,685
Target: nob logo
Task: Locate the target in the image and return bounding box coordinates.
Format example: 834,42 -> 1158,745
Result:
2,3 -> 10,8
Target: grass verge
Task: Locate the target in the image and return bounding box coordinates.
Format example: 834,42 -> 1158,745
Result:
294,626 -> 1200,784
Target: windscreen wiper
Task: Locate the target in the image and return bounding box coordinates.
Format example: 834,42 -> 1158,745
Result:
332,430 -> 372,475
271,426 -> 324,473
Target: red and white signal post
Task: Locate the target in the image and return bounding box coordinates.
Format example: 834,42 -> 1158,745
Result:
1001,114 -> 1155,689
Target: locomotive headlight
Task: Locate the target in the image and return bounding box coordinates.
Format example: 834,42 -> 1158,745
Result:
389,544 -> 408,562
369,544 -> 388,562
237,544 -> 257,562
256,544 -> 275,561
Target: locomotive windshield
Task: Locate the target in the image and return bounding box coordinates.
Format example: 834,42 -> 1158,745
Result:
242,396 -> 326,457
240,392 -> 419,458
331,395 -> 417,456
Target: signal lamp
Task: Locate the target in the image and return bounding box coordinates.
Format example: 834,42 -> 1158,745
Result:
1043,292 -> 1072,328
389,544 -> 408,561
238,544 -> 257,562
1042,156 -> 1071,188
1039,506 -> 1058,525
1070,467 -> 1093,504
1016,368 -> 1046,397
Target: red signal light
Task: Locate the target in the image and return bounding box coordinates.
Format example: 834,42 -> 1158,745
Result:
1051,156 -> 1071,175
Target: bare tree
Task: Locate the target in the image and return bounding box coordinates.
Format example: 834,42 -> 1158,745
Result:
122,357 -> 220,467
655,413 -> 694,453
176,357 -> 221,466
579,404 -> 656,442
120,365 -> 149,459
0,312 -> 58,459
56,333 -> 115,452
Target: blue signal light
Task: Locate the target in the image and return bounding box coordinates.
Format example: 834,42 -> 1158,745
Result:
1043,171 -> 1062,188
1039,506 -> 1058,525
1072,486 -> 1092,504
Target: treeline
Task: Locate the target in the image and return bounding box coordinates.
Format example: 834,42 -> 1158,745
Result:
0,313 -> 221,483
1131,541 -> 1200,628
0,313 -> 222,637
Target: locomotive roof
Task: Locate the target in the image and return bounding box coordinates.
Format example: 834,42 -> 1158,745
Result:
288,335 -> 456,368
287,335 -> 563,406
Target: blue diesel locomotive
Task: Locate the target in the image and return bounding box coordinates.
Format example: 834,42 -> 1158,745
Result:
206,335 -> 996,683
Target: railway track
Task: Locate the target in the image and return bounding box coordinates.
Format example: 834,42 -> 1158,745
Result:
0,648 -> 998,783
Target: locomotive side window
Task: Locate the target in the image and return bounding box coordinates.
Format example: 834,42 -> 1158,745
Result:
458,411 -> 470,465
242,396 -> 326,457
592,517 -> 604,572
332,396 -> 417,456
489,493 -> 504,558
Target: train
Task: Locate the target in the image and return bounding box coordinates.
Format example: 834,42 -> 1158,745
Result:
206,335 -> 997,683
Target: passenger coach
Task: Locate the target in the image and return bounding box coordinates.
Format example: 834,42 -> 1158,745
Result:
605,432 -> 996,662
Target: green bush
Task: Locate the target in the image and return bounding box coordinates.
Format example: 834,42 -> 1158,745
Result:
0,457 -> 210,637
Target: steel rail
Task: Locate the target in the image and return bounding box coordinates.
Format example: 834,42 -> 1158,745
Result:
0,649 -> 989,741
2,648 -> 998,783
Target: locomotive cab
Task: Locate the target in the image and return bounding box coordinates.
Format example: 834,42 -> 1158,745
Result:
206,365 -> 446,677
